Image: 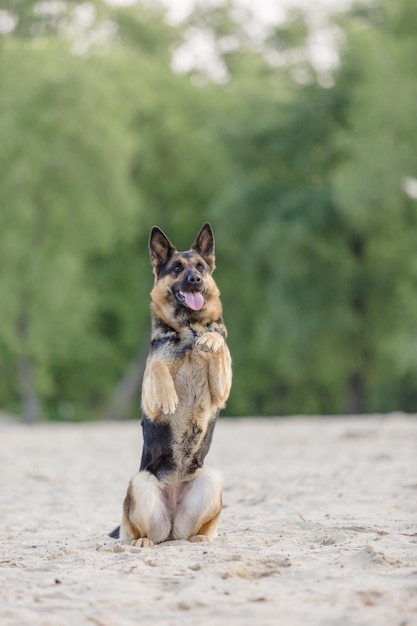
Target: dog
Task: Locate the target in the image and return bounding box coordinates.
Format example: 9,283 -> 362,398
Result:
111,223 -> 232,547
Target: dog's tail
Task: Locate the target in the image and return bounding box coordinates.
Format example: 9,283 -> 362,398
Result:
109,525 -> 120,539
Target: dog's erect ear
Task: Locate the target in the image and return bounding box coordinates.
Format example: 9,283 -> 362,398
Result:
149,227 -> 176,274
191,223 -> 215,271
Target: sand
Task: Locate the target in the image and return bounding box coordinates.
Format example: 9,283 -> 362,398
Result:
1,413 -> 416,626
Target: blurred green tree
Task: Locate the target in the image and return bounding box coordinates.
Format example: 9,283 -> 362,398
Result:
212,80 -> 350,415
211,0 -> 417,415
0,39 -> 138,421
332,0 -> 417,412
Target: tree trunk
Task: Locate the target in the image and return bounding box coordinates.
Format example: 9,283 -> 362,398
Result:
16,305 -> 41,423
102,347 -> 148,420
344,372 -> 366,414
17,353 -> 41,423
344,233 -> 368,414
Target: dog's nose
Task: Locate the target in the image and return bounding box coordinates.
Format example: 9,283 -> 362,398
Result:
185,272 -> 202,286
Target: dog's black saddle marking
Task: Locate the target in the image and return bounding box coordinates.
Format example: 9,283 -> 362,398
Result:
139,411 -> 219,479
140,416 -> 176,477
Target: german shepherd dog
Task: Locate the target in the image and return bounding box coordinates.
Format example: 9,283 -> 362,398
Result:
111,223 -> 232,547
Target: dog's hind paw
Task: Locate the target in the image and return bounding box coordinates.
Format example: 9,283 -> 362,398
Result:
130,538 -> 154,548
188,534 -> 211,543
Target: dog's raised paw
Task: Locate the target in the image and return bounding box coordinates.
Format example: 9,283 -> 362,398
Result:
130,538 -> 154,548
153,382 -> 178,415
196,333 -> 223,353
156,395 -> 178,415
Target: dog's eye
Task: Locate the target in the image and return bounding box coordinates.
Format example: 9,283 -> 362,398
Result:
196,263 -> 204,272
172,263 -> 183,275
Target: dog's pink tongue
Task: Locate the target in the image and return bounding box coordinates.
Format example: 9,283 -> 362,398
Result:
184,291 -> 204,311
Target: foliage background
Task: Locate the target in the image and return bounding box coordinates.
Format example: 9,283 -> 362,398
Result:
1,0 -> 416,421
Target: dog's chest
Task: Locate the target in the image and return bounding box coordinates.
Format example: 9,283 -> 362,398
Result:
173,349 -> 211,408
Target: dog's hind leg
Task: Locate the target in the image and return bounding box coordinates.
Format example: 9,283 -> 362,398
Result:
172,467 -> 223,542
120,471 -> 171,547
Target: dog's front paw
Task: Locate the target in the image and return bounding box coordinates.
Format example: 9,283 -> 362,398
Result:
153,379 -> 178,415
196,332 -> 223,353
155,391 -> 178,415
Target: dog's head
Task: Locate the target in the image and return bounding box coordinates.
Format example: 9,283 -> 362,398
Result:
149,223 -> 221,324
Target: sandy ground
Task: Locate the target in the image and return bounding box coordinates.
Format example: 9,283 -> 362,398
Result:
0,414 -> 416,626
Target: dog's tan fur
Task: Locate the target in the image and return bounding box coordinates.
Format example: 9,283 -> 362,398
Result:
116,223 -> 232,547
